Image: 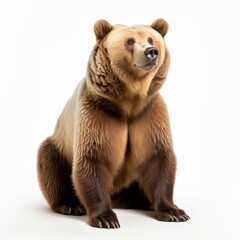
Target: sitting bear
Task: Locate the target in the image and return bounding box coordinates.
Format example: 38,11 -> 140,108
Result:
37,18 -> 189,229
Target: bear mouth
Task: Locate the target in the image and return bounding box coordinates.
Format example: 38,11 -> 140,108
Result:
138,62 -> 156,71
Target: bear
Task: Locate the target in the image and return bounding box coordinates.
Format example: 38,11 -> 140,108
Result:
37,18 -> 190,229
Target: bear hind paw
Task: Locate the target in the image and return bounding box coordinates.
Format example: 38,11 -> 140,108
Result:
52,203 -> 86,216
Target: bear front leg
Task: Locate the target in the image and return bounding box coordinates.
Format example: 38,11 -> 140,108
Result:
72,159 -> 120,229
72,109 -> 127,229
138,149 -> 190,222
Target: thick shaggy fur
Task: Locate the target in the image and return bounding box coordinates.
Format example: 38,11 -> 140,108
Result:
37,19 -> 189,229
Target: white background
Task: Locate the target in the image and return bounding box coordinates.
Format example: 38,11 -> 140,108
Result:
1,0 -> 240,239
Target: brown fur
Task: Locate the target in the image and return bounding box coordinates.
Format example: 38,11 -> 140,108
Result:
37,18 -> 189,229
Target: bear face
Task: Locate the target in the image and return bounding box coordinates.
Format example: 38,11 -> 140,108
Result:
105,24 -> 166,78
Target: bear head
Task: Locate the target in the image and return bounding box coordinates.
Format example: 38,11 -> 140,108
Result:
87,19 -> 170,98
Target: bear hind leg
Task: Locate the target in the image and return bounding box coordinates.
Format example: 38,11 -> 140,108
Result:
37,137 -> 86,216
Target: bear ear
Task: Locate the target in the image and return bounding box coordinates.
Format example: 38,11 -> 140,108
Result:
151,18 -> 168,37
94,19 -> 113,42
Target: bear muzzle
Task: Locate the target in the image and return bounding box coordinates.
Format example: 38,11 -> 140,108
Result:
139,47 -> 158,70
134,46 -> 159,71
133,44 -> 159,71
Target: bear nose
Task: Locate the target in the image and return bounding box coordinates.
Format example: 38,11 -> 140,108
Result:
144,47 -> 158,60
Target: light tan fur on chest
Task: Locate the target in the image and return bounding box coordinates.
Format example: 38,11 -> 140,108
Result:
112,95 -> 172,192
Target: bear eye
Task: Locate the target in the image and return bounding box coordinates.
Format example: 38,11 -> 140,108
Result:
148,37 -> 153,45
126,38 -> 135,46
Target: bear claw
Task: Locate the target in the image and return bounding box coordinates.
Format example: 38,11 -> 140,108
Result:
172,215 -> 179,222
183,214 -> 191,221
105,221 -> 110,229
111,222 -> 116,229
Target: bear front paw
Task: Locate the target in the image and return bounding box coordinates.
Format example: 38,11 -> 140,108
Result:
156,207 -> 190,222
89,210 -> 120,229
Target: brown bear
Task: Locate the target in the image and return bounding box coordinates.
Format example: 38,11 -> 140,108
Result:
37,18 -> 189,229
